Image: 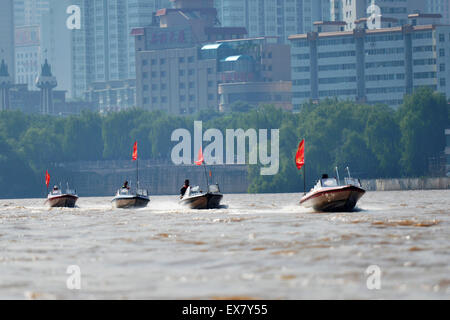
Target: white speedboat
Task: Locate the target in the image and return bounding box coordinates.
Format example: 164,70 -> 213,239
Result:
179,184 -> 223,210
300,171 -> 365,212
45,186 -> 78,208
112,187 -> 150,209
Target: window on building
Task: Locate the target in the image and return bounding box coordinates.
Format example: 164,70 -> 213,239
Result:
161,84 -> 167,90
160,58 -> 166,65
161,97 -> 167,103
440,48 -> 445,57
179,70 -> 185,76
188,69 -> 195,76
189,82 -> 195,89
161,71 -> 166,77
440,78 -> 446,87
440,34 -> 445,42
151,59 -> 156,65
142,59 -> 148,66
188,56 -> 194,63
179,57 -> 185,63
440,63 -> 446,72
180,83 -> 185,89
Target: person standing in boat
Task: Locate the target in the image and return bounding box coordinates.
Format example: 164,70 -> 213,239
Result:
122,181 -> 130,190
180,179 -> 190,198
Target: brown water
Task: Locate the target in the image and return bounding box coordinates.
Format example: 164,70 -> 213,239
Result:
0,191 -> 449,300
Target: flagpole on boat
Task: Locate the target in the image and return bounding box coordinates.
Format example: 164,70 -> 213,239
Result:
304,163 -> 306,195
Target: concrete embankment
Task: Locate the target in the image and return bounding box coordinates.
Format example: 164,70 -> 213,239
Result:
361,177 -> 450,191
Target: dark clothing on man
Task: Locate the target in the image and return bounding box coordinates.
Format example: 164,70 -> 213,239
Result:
180,179 -> 190,197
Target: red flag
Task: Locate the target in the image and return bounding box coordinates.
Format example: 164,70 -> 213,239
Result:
295,139 -> 305,170
209,170 -> 212,177
195,147 -> 204,166
45,170 -> 51,188
132,141 -> 138,161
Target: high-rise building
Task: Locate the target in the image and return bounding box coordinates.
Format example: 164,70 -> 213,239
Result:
40,0 -> 72,97
339,0 -> 426,30
14,0 -> 50,27
15,25 -> 41,89
289,15 -> 450,110
0,0 -> 15,80
214,0 -> 331,43
427,0 -> 450,24
70,0 -> 172,99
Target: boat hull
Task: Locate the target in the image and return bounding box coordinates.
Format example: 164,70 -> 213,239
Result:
112,195 -> 150,209
300,186 -> 365,212
180,193 -> 223,210
46,194 -> 78,208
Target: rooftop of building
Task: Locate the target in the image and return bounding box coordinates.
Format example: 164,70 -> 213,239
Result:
288,24 -> 449,40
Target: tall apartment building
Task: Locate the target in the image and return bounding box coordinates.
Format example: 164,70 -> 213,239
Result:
337,0 -> 426,30
40,0 -> 72,96
70,0 -> 172,99
289,15 -> 450,110
0,0 -> 15,80
14,0 -> 50,27
427,0 -> 450,24
214,0 -> 331,43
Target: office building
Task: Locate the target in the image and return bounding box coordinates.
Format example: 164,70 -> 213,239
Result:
289,14 -> 450,110
338,0 -> 426,30
0,0 -> 15,80
13,0 -> 50,27
70,0 -> 172,99
214,0 -> 331,43
427,0 -> 450,24
15,25 -> 41,89
134,0 -> 291,114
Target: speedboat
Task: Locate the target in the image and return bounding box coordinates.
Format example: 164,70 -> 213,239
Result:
112,187 -> 150,209
179,184 -> 223,209
300,173 -> 365,212
45,186 -> 78,208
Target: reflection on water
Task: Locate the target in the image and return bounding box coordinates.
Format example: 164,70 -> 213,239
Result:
0,190 -> 449,300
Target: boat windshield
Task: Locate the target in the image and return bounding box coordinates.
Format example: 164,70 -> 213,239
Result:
66,188 -> 76,195
321,178 -> 339,187
51,189 -> 62,195
208,184 -> 220,193
188,186 -> 202,195
137,189 -> 148,196
118,188 -> 130,195
345,177 -> 361,187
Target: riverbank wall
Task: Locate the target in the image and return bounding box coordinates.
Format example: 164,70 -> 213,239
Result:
361,177 -> 450,191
